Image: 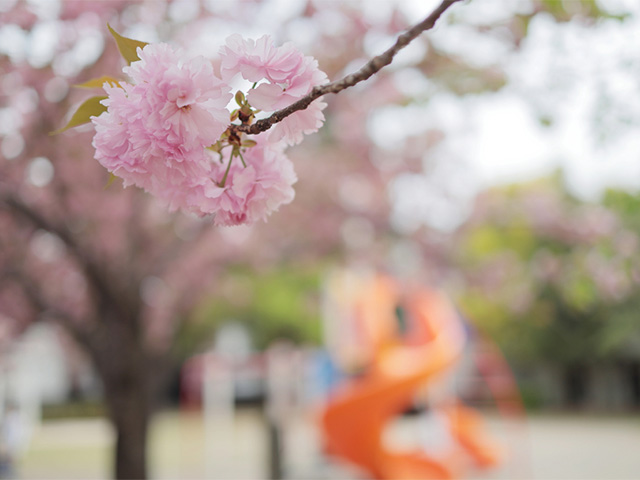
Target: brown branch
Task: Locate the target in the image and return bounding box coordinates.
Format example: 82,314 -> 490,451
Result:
233,0 -> 463,136
0,190 -> 137,323
0,267 -> 92,347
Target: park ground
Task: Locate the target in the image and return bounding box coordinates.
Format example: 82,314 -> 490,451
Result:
17,408 -> 640,479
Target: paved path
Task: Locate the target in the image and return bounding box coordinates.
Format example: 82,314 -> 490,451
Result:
17,409 -> 640,479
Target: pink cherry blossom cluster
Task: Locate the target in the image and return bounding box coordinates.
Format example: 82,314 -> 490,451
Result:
92,35 -> 327,226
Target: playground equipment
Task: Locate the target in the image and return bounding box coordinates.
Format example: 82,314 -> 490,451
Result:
320,272 -> 504,479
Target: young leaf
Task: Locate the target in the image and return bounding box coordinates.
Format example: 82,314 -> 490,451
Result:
235,90 -> 245,106
51,96 -> 107,135
107,24 -> 148,65
206,142 -> 222,153
75,76 -> 121,89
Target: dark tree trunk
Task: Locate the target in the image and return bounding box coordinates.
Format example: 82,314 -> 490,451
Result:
88,318 -> 157,480
102,347 -> 154,480
111,389 -> 150,480
93,342 -> 171,480
564,364 -> 589,408
625,361 -> 640,408
267,417 -> 283,480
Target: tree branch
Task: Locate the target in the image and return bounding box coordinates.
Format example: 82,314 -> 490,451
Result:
0,190 -> 137,323
0,267 -> 92,347
233,0 -> 463,136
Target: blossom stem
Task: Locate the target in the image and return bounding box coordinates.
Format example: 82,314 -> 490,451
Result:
218,156 -> 234,187
237,151 -> 247,168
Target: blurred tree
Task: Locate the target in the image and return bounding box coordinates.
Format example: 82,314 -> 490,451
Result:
180,265 -> 324,356
453,175 -> 640,406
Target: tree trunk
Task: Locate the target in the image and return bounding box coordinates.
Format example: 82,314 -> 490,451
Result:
267,417 -> 283,480
79,304 -> 172,480
564,364 -> 589,408
625,361 -> 640,408
91,322 -> 154,480
110,386 -> 150,480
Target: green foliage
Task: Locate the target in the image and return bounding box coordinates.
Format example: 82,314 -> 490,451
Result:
456,178 -> 640,368
534,0 -> 628,22
603,189 -> 640,230
517,382 -> 545,410
42,401 -> 105,420
51,96 -> 108,134
559,271 -> 597,312
463,221 -> 536,262
176,265 -> 323,356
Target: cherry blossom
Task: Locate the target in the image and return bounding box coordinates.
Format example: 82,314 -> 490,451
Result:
197,136 -> 297,226
91,36 -> 326,225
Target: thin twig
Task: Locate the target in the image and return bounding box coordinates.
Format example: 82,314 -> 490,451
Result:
233,0 -> 463,136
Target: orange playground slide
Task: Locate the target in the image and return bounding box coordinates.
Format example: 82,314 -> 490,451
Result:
320,275 -> 502,479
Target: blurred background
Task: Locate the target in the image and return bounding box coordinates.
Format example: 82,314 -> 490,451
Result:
1,0 -> 640,478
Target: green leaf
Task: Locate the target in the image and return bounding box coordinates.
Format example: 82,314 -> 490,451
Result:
51,96 -> 107,135
107,24 -> 148,65
75,76 -> 121,89
235,90 -> 245,106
